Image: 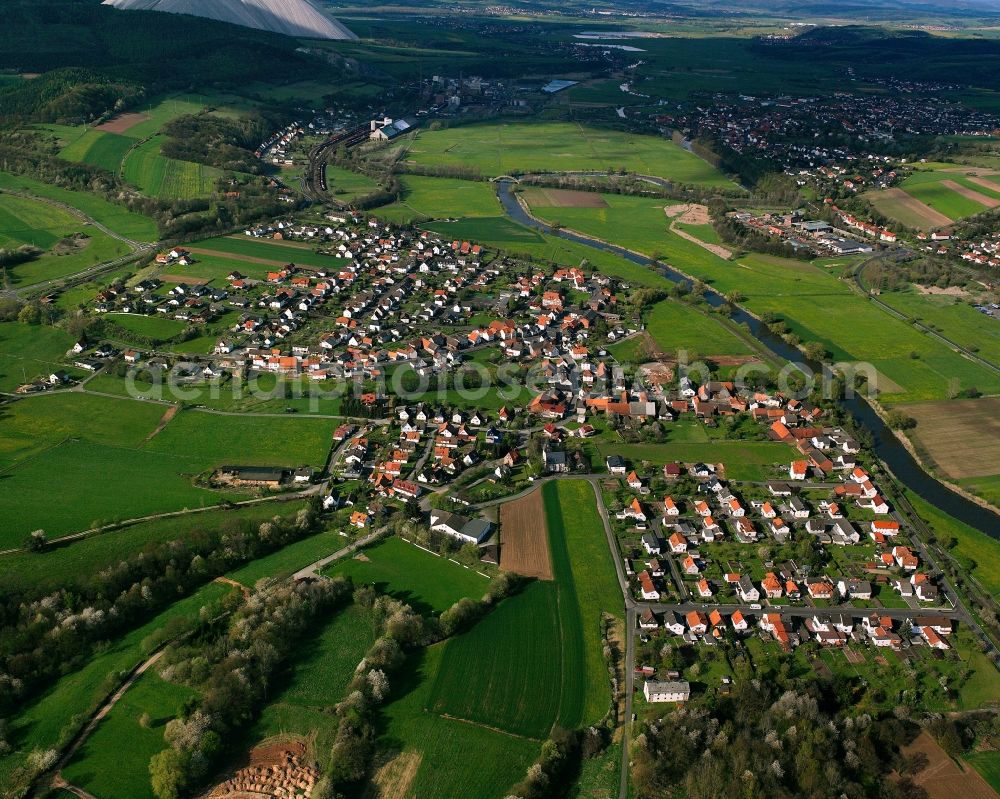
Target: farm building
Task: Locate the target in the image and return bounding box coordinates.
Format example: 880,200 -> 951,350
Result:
429,510 -> 493,545
215,465 -> 288,488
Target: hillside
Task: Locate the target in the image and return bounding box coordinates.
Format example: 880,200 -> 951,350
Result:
103,0 -> 357,40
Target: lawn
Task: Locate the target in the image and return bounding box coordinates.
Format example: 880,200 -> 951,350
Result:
327,536 -> 489,615
0,171 -> 157,242
403,121 -> 736,187
0,582 -> 234,792
105,313 -> 188,342
0,321 -> 76,392
0,194 -> 131,286
376,175 -> 502,223
426,479 -> 621,738
248,603 -> 377,760
597,440 -> 795,481
62,671 -> 197,799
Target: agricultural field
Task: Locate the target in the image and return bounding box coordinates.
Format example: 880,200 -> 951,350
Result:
499,487 -> 553,579
374,644 -> 542,799
0,171 -> 157,242
0,582 -> 235,790
327,536 -> 489,614
122,136 -> 227,200
0,193 -> 131,286
877,288 -> 1000,367
248,603 -> 377,758
0,394 -> 334,543
427,479 -> 621,739
0,501 -> 308,596
967,751 -> 1000,794
402,121 -> 737,186
58,129 -> 135,173
867,165 -> 1000,228
528,193 -> 1000,402
376,175 -> 502,223
62,671 -> 197,799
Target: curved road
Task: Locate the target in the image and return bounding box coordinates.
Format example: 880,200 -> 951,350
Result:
0,188 -> 156,300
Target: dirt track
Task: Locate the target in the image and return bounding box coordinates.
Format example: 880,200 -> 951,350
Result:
664,204 -> 733,259
499,488 -> 553,580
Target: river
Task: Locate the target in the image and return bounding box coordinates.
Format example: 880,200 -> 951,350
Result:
495,180 -> 1000,540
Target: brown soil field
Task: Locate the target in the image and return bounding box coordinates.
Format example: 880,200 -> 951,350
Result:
366,751 -> 422,799
872,188 -> 953,228
94,112 -> 150,134
184,248 -> 294,269
499,487 -> 553,580
967,175 -> 1000,195
664,203 -> 710,225
940,180 -> 1000,209
906,397 -> 1000,479
520,188 -> 608,208
896,732 -> 999,799
158,273 -> 210,285
224,234 -> 316,250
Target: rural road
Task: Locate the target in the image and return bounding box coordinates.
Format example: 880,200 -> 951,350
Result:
292,529 -> 385,580
0,188 -> 156,300
585,479 -> 635,799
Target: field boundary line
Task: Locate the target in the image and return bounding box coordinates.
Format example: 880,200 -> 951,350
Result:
435,713 -> 543,742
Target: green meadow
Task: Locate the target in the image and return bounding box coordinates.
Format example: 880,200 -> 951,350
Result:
427,480 -> 621,738
376,175 -> 502,222
249,604 -> 377,757
0,501 -> 308,596
0,582 -> 234,789
403,121 -> 737,187
0,171 -> 157,242
327,536 -> 490,615
528,193 -> 1000,402
0,321 -> 78,392
0,193 -> 131,285
185,235 -> 342,270
597,440 -> 796,481
0,395 -> 334,543
62,671 -> 197,799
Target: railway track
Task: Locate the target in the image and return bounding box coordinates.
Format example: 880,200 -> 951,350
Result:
304,124 -> 370,200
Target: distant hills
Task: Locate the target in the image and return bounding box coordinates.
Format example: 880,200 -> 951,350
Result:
102,0 -> 357,40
